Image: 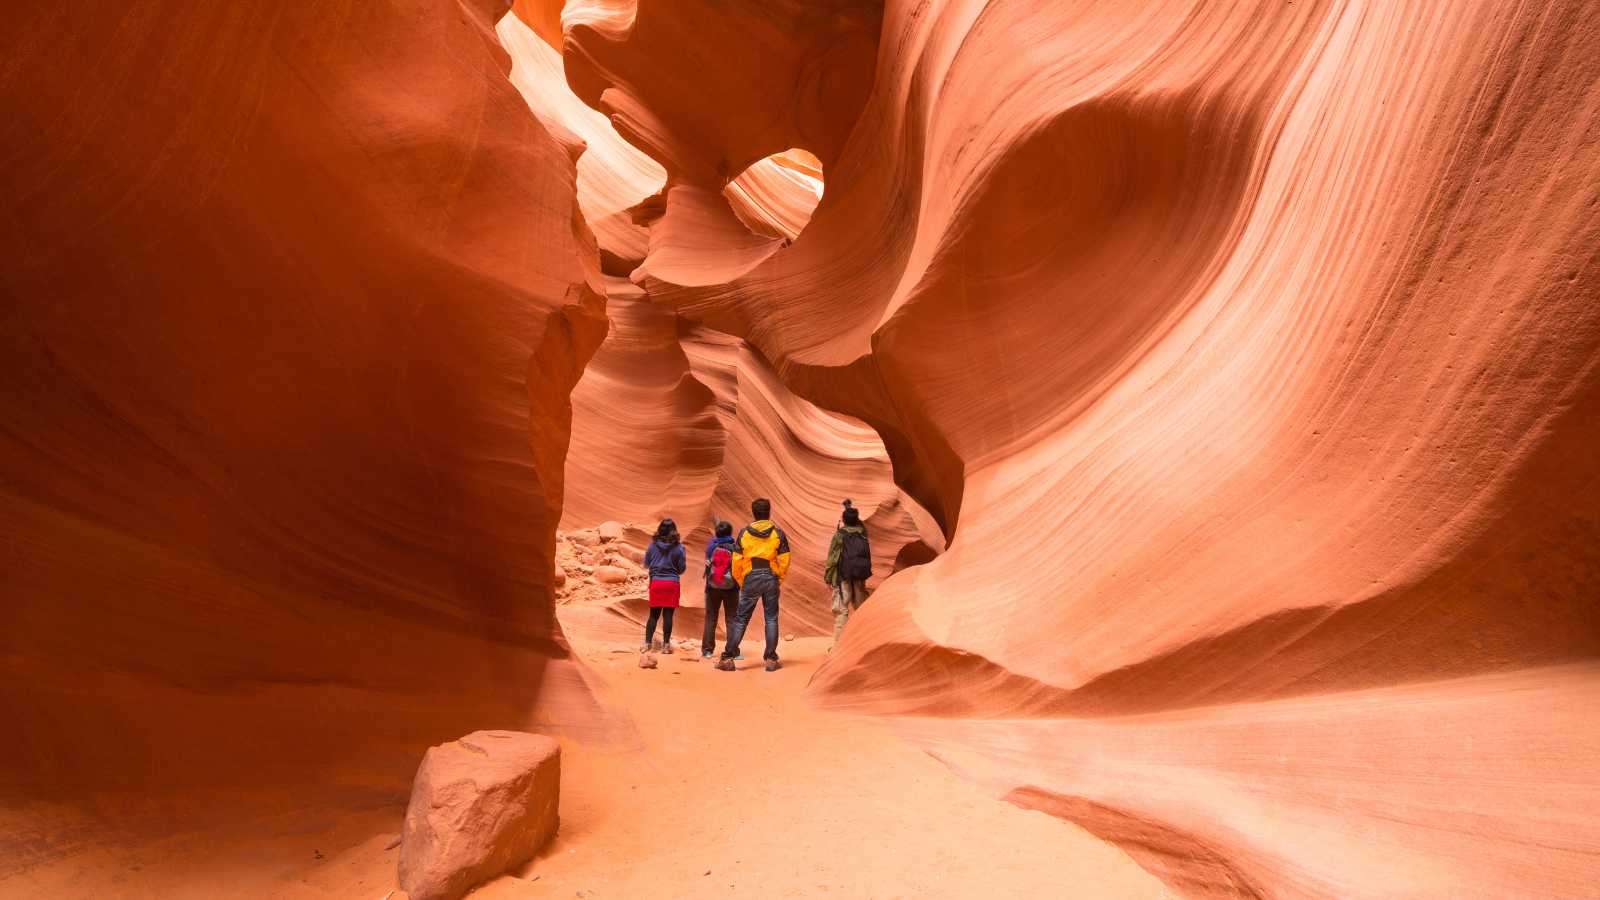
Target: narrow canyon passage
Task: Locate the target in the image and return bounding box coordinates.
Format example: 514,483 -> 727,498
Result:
4,0 -> 1599,898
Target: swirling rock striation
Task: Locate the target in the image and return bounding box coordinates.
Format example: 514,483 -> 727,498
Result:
501,6 -> 666,273
560,281 -> 938,633
564,0 -> 1600,895
5,0 -> 1597,896
508,14 -> 934,633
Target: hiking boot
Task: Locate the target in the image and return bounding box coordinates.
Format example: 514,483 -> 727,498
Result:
714,658 -> 736,672
701,650 -> 713,658
639,642 -> 651,653
764,659 -> 781,672
662,643 -> 674,655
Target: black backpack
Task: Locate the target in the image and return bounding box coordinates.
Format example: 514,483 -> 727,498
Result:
839,530 -> 872,581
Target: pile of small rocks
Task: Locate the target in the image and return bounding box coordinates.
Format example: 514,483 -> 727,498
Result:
554,521 -> 649,606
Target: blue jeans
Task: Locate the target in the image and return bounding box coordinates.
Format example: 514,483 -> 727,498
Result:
722,571 -> 780,661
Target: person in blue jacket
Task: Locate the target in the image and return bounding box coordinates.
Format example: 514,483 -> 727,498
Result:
641,518 -> 687,653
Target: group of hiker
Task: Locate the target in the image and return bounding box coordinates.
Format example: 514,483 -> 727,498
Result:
638,498 -> 873,672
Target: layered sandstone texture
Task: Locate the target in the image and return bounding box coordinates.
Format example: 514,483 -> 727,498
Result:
5,0 -> 1598,897
558,281 -> 940,631
558,0 -> 1600,896
500,7 -> 939,632
0,0 -> 610,870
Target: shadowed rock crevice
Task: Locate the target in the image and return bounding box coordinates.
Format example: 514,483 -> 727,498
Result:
1003,788 -> 1271,900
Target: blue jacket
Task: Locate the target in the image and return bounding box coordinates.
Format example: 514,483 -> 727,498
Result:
643,539 -> 687,581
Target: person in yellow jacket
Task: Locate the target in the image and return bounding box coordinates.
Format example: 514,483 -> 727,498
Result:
715,498 -> 792,672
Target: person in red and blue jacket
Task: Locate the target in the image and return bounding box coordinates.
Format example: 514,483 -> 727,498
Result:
700,521 -> 740,657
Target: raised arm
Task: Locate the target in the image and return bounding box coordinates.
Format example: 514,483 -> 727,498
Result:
772,527 -> 793,580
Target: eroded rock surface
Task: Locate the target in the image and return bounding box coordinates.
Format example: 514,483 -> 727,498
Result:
555,0 -> 1600,895
0,0 -> 608,878
554,277 -> 940,634
496,4 -> 935,635
6,0 -> 1597,897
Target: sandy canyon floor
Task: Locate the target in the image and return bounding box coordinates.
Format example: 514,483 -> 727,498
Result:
464,627 -> 1166,899
4,601 -> 1166,900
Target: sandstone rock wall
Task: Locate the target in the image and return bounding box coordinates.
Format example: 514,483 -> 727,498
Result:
557,282 -> 938,632
559,0 -> 1600,895
5,0 -> 1597,896
501,9 -> 936,632
0,0 -> 608,852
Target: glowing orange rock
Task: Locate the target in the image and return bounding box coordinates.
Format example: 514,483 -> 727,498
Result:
564,0 -> 1600,895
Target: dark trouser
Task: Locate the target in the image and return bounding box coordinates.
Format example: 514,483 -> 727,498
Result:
644,607 -> 675,644
701,587 -> 739,655
722,571 -> 780,662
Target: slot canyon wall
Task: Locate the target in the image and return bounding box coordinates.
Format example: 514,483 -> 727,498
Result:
501,6 -> 939,632
550,0 -> 1600,896
0,0 -> 614,873
1,0 -> 1596,897
557,280 -> 941,631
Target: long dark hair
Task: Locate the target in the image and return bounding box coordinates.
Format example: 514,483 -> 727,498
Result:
654,518 -> 680,545
714,520 -> 732,538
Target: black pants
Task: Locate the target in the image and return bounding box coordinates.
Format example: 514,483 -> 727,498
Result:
722,571 -> 780,662
644,607 -> 674,644
701,587 -> 740,655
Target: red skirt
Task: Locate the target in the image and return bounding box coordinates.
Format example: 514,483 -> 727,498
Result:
648,579 -> 681,608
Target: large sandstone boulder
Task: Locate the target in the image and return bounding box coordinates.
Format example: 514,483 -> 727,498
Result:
398,730 -> 560,900
593,565 -> 630,584
596,520 -> 625,542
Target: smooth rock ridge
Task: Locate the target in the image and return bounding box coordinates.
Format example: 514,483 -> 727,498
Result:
399,730 -> 561,900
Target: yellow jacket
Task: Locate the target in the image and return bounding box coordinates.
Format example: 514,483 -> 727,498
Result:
732,519 -> 792,584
